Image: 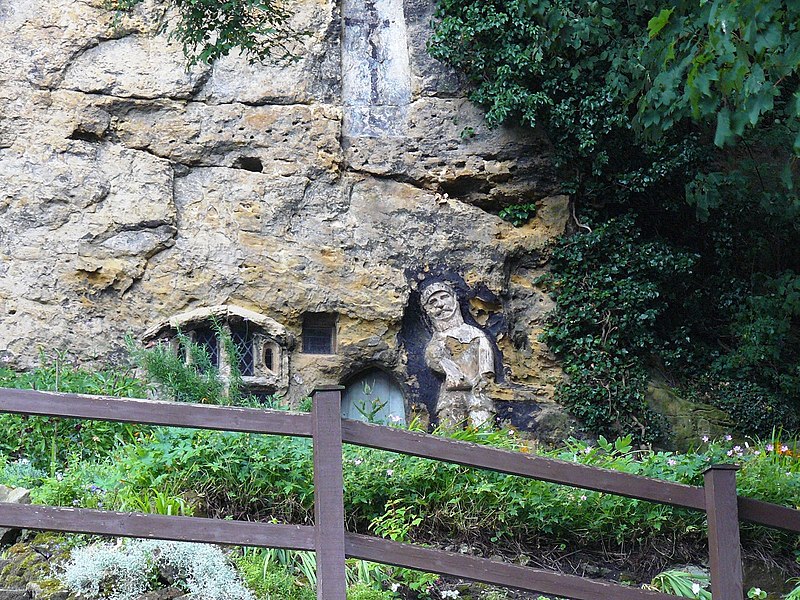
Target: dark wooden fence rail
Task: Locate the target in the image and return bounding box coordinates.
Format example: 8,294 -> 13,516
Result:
0,387 -> 797,600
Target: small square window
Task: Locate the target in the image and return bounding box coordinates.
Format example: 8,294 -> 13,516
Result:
302,313 -> 337,354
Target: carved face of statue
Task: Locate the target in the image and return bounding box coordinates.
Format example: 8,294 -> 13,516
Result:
423,289 -> 458,322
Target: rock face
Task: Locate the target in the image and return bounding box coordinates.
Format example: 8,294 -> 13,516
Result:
0,0 -> 568,434
647,382 -> 735,451
0,486 -> 30,546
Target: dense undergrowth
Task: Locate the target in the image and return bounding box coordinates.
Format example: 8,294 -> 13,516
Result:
1,353 -> 800,597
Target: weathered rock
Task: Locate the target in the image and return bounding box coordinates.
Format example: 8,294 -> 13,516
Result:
0,488 -> 29,505
0,590 -> 30,600
0,0 -> 569,430
0,487 -> 30,546
0,535 -> 72,600
648,382 -> 734,450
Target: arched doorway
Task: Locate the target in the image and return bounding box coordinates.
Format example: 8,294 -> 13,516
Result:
342,369 -> 406,425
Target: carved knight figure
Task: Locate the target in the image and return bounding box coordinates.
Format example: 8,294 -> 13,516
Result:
421,282 -> 496,429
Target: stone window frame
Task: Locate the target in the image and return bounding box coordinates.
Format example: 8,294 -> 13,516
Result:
143,305 -> 293,396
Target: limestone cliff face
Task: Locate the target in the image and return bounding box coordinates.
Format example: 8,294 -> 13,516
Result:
0,0 -> 568,434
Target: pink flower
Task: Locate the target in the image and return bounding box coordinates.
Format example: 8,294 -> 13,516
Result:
767,444 -> 774,452
725,434 -> 733,441
702,435 -> 709,443
667,459 -> 677,467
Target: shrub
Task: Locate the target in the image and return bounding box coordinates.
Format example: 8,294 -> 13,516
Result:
127,332 -> 226,405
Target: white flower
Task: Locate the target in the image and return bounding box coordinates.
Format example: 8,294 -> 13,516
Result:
701,435 -> 709,443
583,446 -> 592,454
725,434 -> 732,441
441,591 -> 460,599
353,458 -> 363,466
692,582 -> 701,596
579,495 -> 587,502
667,459 -> 677,467
386,469 -> 394,476
390,582 -> 400,592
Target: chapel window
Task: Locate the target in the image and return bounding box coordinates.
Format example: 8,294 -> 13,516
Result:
192,326 -> 219,369
143,305 -> 292,397
230,322 -> 255,377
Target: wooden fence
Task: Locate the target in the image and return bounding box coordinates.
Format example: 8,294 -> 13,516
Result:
0,386 -> 798,600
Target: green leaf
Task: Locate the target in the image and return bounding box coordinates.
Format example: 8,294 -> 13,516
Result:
714,107 -> 732,147
648,8 -> 674,39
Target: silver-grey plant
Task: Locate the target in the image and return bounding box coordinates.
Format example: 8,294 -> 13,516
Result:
60,539 -> 255,600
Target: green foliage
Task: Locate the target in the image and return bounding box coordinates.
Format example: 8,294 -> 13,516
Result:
646,570 -> 710,599
714,271 -> 800,392
641,0 -> 800,153
236,554 -> 315,600
539,216 -> 696,439
429,0 -> 702,203
6,409 -> 800,593
117,488 -> 196,516
51,428 -> 795,556
128,332 -> 227,405
0,354 -> 148,471
110,0 -> 301,65
747,586 -> 768,600
498,202 -> 538,226
347,584 -> 395,600
0,350 -> 145,397
430,0 -> 800,193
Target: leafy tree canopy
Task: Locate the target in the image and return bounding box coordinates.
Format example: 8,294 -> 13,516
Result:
429,0 -> 800,204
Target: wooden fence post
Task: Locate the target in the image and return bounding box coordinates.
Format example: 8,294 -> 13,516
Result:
703,464 -> 743,600
312,387 -> 347,600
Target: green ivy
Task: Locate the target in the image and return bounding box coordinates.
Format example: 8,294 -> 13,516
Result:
430,0 -> 800,438
539,217 -> 697,440
498,202 -> 538,226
